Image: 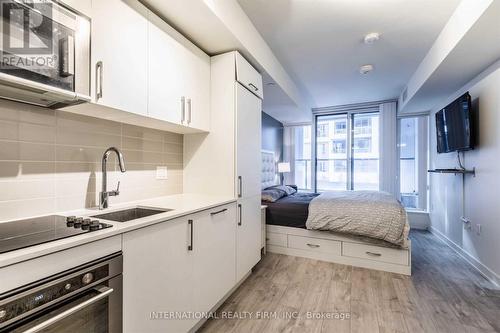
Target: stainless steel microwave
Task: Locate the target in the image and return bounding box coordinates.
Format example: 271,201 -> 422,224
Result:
0,0 -> 90,108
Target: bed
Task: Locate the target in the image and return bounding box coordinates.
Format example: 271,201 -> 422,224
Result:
261,150 -> 412,275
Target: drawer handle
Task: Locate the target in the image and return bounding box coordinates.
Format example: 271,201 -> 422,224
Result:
210,208 -> 227,216
366,251 -> 381,257
306,243 -> 320,248
266,238 -> 270,241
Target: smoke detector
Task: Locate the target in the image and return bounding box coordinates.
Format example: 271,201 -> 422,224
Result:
364,32 -> 380,44
359,64 -> 374,75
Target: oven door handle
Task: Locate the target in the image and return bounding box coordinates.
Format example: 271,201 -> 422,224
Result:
22,286 -> 114,333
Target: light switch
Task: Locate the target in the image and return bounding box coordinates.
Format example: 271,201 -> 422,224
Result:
156,166 -> 168,180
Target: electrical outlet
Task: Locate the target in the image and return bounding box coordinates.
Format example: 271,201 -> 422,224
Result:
156,166 -> 168,180
476,224 -> 482,235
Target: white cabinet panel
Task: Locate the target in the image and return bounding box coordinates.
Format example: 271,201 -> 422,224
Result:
123,217 -> 196,333
148,11 -> 210,131
183,50 -> 210,131
91,0 -> 148,116
193,204 -> 236,312
236,83 -> 262,198
235,52 -> 263,99
236,195 -> 261,281
147,12 -> 185,124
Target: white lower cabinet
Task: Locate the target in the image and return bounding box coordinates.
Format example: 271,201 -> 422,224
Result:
123,203 -> 236,333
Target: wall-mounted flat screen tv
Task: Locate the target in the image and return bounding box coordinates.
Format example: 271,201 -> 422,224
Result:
435,92 -> 474,154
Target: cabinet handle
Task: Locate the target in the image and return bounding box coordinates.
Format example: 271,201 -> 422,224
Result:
237,176 -> 242,198
181,96 -> 186,123
366,251 -> 381,257
237,204 -> 242,226
210,208 -> 227,216
187,98 -> 192,124
248,83 -> 259,91
307,243 -> 320,248
188,219 -> 193,251
95,61 -> 103,100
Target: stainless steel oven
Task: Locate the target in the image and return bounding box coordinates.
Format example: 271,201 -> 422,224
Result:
0,253 -> 122,333
0,0 -> 90,107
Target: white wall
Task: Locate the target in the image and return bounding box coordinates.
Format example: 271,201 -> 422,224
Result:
429,60 -> 500,284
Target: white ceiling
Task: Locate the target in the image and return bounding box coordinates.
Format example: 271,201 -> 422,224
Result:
237,0 -> 461,111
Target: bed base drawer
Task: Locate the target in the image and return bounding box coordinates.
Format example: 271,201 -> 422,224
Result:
267,232 -> 287,247
342,242 -> 409,266
288,235 -> 341,255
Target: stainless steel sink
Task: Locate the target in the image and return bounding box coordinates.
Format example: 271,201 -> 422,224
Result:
91,206 -> 172,222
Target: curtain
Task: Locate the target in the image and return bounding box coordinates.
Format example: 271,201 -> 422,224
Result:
283,126 -> 295,185
379,101 -> 398,197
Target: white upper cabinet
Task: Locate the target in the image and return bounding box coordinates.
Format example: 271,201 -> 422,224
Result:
147,12 -> 185,125
91,0 -> 148,116
235,52 -> 263,99
148,11 -> 210,131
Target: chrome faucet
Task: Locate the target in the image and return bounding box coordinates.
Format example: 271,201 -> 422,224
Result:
100,147 -> 126,210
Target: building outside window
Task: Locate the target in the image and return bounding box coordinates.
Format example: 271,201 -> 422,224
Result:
335,121 -> 346,135
317,123 -> 329,137
316,112 -> 379,191
332,140 -> 346,153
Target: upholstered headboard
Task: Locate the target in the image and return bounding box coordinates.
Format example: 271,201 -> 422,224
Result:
261,150 -> 279,189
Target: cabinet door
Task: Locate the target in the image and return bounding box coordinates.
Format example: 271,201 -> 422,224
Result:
235,52 -> 263,99
147,12 -> 185,124
183,48 -> 210,131
91,0 -> 148,115
193,204 -> 236,312
236,196 -> 262,281
123,217 -> 196,333
236,83 -> 262,198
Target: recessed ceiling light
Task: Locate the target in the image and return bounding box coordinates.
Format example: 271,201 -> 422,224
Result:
364,32 -> 380,44
359,64 -> 374,75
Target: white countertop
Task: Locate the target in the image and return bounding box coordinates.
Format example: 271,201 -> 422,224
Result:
0,193 -> 236,268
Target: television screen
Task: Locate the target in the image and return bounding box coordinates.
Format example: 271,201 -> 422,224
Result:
436,92 -> 474,154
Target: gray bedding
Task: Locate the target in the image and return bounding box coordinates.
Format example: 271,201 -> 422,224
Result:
306,191 -> 409,247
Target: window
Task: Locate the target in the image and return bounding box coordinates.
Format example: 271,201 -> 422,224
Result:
317,124 -> 329,137
354,118 -> 372,135
335,121 -> 346,135
318,142 -> 328,157
316,112 -> 379,191
318,161 -> 328,172
332,140 -> 346,154
353,138 -> 371,153
294,125 -> 312,190
398,116 -> 428,210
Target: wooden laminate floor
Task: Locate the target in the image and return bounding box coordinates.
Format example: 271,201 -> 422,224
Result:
199,230 -> 500,333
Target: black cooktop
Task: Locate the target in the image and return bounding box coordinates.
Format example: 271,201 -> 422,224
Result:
0,215 -> 112,254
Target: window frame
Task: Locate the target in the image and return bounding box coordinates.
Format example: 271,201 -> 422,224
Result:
313,110 -> 380,192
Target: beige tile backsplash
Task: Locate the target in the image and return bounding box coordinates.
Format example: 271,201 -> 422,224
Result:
0,100 -> 183,222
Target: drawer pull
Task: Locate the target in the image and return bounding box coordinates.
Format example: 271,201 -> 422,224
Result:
210,208 -> 227,216
266,238 -> 270,241
366,251 -> 381,257
306,243 -> 320,248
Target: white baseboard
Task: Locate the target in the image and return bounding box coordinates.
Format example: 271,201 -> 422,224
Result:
429,226 -> 499,287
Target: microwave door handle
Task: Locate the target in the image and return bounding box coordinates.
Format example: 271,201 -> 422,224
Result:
22,286 -> 114,333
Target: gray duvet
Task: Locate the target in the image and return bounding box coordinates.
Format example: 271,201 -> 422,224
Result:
305,191 -> 409,247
